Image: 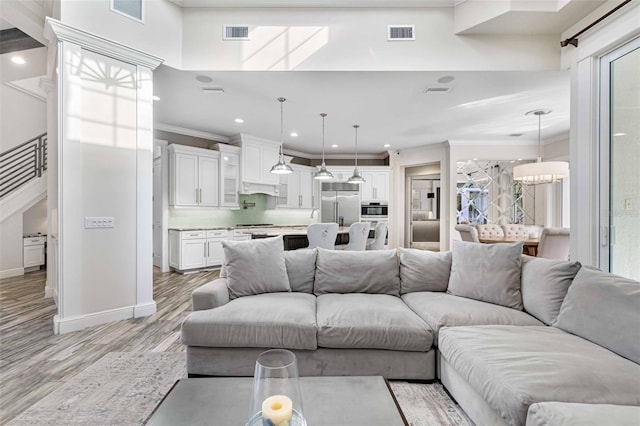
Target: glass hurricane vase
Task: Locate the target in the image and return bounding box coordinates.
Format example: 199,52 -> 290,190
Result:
247,349 -> 306,426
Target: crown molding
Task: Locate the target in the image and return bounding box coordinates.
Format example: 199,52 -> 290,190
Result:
154,123 -> 230,143
283,148 -> 389,160
44,18 -> 164,70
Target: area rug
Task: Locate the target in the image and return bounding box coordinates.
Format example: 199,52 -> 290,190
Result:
9,352 -> 472,425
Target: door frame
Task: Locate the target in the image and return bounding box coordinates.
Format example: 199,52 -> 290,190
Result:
597,37 -> 640,272
153,140 -> 170,272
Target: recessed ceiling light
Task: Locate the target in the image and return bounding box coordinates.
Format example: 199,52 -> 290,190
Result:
517,158 -> 523,161
290,132 -> 298,137
331,144 -> 338,148
234,118 -> 244,123
473,158 -> 478,161
613,132 -> 627,136
383,144 -> 391,148
437,75 -> 455,84
11,56 -> 26,65
196,75 -> 213,83
152,95 -> 160,101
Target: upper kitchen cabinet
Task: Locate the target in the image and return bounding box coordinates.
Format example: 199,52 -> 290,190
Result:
168,145 -> 220,207
361,168 -> 390,202
231,134 -> 281,195
212,143 -> 241,209
273,164 -> 313,209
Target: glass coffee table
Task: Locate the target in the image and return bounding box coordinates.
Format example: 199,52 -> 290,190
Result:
145,376 -> 408,426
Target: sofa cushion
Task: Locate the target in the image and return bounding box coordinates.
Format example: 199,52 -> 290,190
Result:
448,240 -> 523,309
554,267 -> 640,364
181,293 -> 317,350
401,292 -> 541,345
439,325 -> 640,426
316,293 -> 432,351
284,248 -> 317,294
521,256 -> 581,325
526,402 -> 640,426
314,248 -> 400,295
398,248 -> 451,294
222,236 -> 290,299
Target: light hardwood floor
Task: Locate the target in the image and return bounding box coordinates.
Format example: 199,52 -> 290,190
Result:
0,267 -> 219,424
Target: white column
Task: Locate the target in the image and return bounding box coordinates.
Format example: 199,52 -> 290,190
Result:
44,18 -> 163,334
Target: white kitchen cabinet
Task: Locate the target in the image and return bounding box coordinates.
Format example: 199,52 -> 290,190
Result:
272,165 -> 313,209
169,229 -> 234,272
361,169 -> 390,202
214,144 -> 241,209
168,145 -> 219,207
240,137 -> 280,186
23,236 -> 46,268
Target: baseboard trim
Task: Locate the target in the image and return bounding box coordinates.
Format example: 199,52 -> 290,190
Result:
0,267 -> 25,279
44,284 -> 54,298
134,301 -> 157,318
53,305 -> 136,334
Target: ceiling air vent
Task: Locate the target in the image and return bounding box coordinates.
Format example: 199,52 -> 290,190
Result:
424,87 -> 451,95
223,25 -> 250,40
388,25 -> 415,41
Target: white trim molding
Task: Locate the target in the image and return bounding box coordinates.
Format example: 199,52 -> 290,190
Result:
134,301 -> 158,318
44,18 -> 163,70
154,123 -> 230,143
0,268 -> 25,279
53,306 -> 136,334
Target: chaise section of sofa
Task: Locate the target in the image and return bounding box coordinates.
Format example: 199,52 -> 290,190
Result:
526,402 -> 640,426
439,325 -> 640,426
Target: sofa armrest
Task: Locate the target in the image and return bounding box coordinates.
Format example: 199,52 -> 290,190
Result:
192,278 -> 230,311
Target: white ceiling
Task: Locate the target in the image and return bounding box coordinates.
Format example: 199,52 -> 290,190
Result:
153,68 -> 570,155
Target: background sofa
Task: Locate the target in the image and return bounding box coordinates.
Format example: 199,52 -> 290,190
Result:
181,237 -> 640,426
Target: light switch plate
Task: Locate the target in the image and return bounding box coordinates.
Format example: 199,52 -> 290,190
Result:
85,217 -> 115,229
624,198 -> 632,210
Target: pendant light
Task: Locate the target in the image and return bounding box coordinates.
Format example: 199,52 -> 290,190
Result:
347,124 -> 366,184
270,97 -> 294,175
314,113 -> 334,180
513,109 -> 569,185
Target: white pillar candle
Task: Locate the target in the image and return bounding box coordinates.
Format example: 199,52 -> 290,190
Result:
262,395 -> 293,425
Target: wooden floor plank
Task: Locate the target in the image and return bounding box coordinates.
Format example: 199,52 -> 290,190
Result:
0,267 -> 218,424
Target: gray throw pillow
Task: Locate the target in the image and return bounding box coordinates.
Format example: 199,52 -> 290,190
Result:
284,248 -> 317,294
222,236 -> 291,299
448,240 -> 524,309
314,248 -> 400,295
554,267 -> 640,364
521,256 -> 581,325
399,248 -> 451,294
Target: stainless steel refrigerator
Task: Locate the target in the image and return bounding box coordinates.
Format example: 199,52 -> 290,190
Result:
321,182 -> 361,226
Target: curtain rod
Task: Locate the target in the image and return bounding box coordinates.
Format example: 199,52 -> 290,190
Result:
561,0 -> 632,48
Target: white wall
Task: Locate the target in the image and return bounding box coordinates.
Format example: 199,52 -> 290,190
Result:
0,214 -> 23,278
23,197 -> 47,235
59,0 -> 181,67
181,7 -> 560,71
0,47 -> 47,152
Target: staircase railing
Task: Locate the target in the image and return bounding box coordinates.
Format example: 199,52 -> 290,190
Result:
0,133 -> 48,199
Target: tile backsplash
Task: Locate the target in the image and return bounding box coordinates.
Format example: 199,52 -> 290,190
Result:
168,194 -> 319,228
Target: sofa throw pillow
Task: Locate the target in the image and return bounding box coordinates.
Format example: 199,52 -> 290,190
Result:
399,248 -> 451,294
314,248 -> 400,296
521,256 -> 581,325
554,267 -> 640,364
284,248 -> 317,294
222,236 -> 291,299
447,240 -> 524,309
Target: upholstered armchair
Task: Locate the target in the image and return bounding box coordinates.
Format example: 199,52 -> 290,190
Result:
501,224 -> 528,240
455,224 -> 480,243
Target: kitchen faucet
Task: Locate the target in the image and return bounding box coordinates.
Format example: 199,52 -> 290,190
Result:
310,208 -> 319,219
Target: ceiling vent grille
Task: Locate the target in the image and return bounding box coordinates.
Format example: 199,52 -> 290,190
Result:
424,87 -> 451,95
388,25 -> 415,41
224,25 -> 250,40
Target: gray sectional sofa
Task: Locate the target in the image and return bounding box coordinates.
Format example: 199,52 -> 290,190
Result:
181,237 -> 640,426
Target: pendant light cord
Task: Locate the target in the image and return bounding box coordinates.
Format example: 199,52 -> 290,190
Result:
354,125 -> 359,168
280,98 -> 284,158
537,113 -> 541,159
321,113 -> 327,166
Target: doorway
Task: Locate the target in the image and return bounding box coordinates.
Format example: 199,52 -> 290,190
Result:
599,37 -> 640,280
